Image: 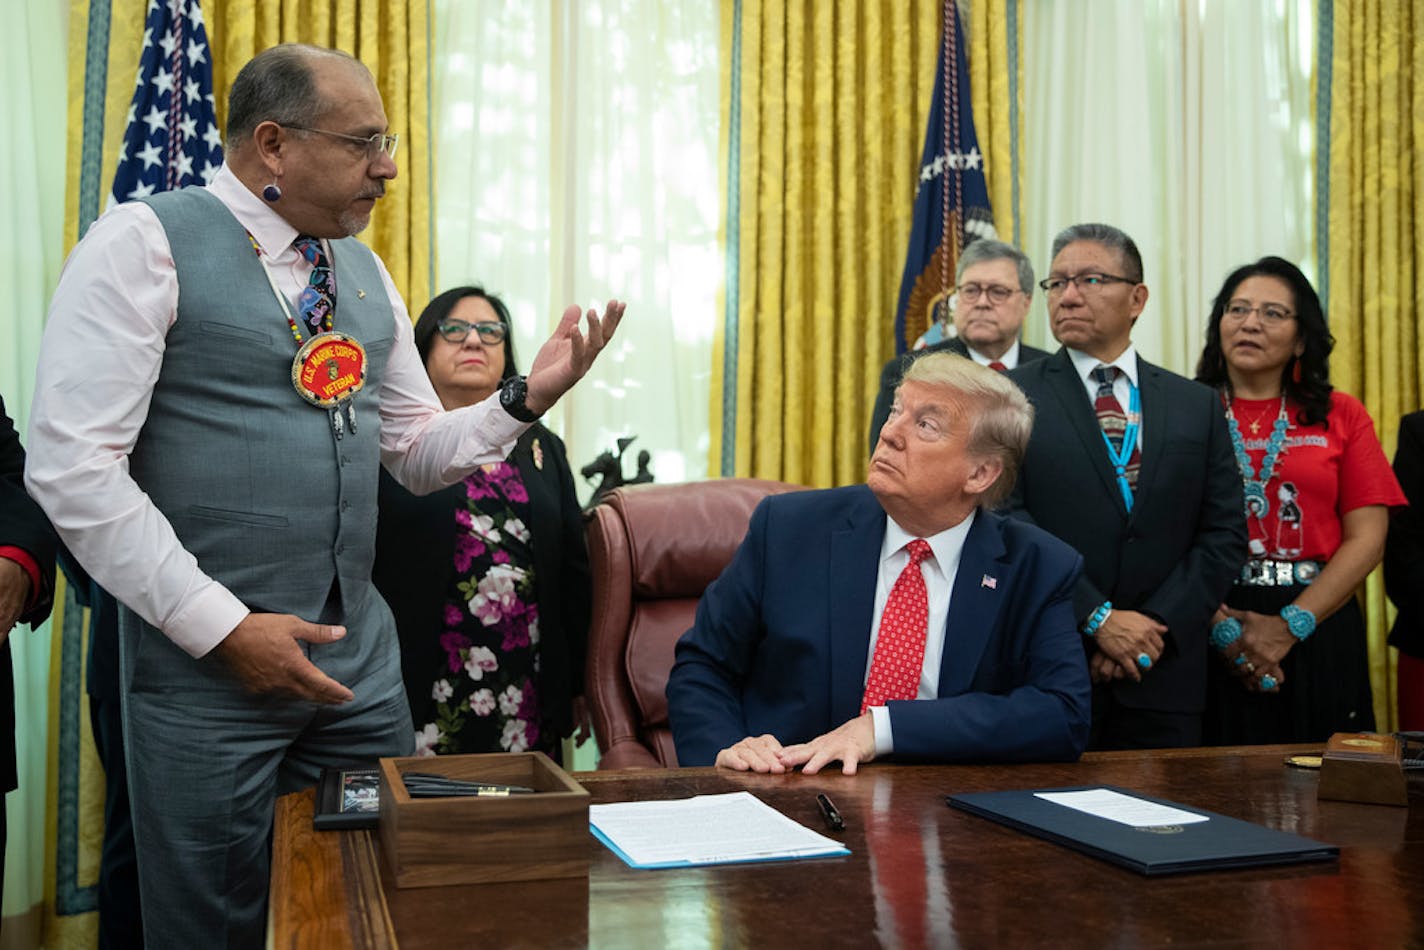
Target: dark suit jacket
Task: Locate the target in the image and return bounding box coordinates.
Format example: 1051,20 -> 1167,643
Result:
1386,410 -> 1424,657
667,485 -> 1091,766
0,395 -> 58,792
1006,350 -> 1246,714
868,337 -> 1052,452
372,425 -> 591,742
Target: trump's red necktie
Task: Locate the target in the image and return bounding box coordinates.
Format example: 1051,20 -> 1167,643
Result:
861,539 -> 933,714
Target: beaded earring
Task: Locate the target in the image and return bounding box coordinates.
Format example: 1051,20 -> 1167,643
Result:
1291,356 -> 1303,384
262,181 -> 282,202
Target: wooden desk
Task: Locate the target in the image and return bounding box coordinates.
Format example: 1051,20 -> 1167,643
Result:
270,746 -> 1424,948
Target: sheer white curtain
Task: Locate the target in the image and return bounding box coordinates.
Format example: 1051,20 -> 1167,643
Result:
1,0 -> 68,925
1022,0 -> 1315,375
431,0 -> 721,499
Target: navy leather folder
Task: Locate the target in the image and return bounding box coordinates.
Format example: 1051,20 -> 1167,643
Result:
947,786 -> 1339,876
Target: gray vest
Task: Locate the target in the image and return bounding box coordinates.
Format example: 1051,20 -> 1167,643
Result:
134,188 -> 394,621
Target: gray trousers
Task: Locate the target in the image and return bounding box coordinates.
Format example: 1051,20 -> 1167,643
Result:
119,584 -> 413,949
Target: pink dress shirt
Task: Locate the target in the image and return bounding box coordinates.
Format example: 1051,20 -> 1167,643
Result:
25,165 -> 526,658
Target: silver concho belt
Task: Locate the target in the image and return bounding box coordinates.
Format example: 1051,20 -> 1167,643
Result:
1238,559 -> 1322,587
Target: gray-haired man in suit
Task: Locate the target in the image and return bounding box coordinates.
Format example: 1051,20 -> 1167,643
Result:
869,239 -> 1051,451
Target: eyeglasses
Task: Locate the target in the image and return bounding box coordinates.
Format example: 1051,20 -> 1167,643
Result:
956,283 -> 1020,305
1223,302 -> 1294,325
1038,273 -> 1137,294
437,320 -> 506,344
282,125 -> 400,161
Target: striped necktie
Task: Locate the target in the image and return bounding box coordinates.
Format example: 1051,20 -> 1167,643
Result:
1092,365 -> 1140,493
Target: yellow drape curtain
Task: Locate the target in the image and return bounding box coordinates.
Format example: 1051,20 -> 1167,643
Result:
713,1 -> 940,485
1324,0 -> 1423,730
713,1 -> 1023,486
967,0 -> 1021,247
46,4 -> 429,946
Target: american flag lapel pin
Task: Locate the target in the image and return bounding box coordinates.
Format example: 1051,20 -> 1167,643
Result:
981,574 -> 997,590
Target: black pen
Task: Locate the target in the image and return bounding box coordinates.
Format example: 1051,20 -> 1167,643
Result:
402,773 -> 536,796
817,793 -> 845,832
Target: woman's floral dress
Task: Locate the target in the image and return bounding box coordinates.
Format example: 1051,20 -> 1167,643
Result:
413,460 -> 546,756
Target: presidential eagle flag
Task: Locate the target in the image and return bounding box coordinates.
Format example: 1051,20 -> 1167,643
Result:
110,0 -> 223,206
892,4 -> 996,354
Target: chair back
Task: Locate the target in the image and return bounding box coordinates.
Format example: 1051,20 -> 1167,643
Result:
584,478 -> 802,768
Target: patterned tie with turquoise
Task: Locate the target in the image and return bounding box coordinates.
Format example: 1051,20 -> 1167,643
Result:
293,235 -> 335,338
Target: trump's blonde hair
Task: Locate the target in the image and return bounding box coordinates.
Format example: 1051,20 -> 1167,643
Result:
899,352 -> 1033,508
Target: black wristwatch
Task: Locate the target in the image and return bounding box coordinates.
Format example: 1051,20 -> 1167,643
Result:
498,375 -> 542,423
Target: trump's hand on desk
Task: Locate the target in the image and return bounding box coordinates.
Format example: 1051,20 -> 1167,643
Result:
214,613 -> 355,704
715,734 -> 789,773
716,714 -> 878,777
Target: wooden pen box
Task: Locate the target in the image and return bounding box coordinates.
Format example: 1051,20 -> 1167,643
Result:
1317,732 -> 1408,807
377,751 -> 591,888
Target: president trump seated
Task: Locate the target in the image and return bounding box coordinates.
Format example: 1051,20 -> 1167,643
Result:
667,353 -> 1091,773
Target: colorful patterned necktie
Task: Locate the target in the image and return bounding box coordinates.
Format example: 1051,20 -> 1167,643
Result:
293,235 -> 336,337
988,361 -> 1008,372
862,539 -> 934,714
1092,365 -> 1140,493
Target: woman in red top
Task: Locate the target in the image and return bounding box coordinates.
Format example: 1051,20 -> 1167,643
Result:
1194,257 -> 1406,744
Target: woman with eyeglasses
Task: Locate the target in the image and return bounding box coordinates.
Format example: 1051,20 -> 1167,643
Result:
1193,256 -> 1404,744
372,286 -> 591,759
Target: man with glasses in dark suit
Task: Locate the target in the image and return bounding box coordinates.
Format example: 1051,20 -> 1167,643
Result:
1005,223 -> 1245,750
869,239 -> 1050,451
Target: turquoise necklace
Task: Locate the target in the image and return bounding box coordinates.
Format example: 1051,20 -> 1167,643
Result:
1223,393 -> 1290,519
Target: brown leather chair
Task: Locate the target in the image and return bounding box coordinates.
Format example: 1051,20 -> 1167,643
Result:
584,478 -> 802,769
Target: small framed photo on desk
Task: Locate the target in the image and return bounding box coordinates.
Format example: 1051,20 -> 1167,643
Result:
314,765 -> 381,830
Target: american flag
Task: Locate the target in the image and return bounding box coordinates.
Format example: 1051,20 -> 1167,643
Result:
111,0 -> 222,206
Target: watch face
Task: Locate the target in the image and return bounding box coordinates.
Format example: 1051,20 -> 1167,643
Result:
500,376 -> 537,421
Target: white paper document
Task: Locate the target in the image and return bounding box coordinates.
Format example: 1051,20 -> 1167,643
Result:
1034,788 -> 1210,828
589,791 -> 851,869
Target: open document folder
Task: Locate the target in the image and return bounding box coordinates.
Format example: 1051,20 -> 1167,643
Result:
948,786 -> 1338,876
590,791 -> 850,869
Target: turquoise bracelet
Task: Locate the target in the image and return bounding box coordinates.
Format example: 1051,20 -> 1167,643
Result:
1280,604 -> 1317,640
1210,617 -> 1243,651
1082,601 -> 1112,637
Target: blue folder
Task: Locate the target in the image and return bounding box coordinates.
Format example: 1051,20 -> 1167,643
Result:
947,785 -> 1338,876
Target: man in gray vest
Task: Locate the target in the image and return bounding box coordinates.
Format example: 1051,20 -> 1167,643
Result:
26,44 -> 623,946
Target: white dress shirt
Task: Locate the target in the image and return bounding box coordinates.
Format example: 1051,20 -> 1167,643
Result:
966,339 -> 1022,369
25,165 -> 527,658
1067,344 -> 1143,450
865,510 -> 975,755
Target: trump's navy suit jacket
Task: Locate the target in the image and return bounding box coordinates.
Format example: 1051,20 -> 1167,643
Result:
667,485 -> 1091,766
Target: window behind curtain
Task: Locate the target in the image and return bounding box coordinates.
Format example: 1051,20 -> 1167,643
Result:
1023,0 -> 1315,375
432,0 -> 721,498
